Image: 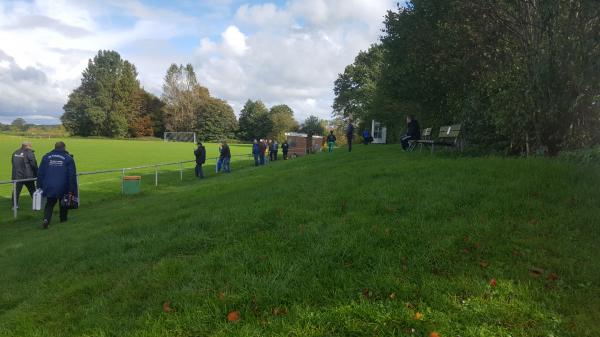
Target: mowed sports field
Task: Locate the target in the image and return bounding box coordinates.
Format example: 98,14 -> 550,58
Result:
0,136 -> 599,336
0,135 -> 252,211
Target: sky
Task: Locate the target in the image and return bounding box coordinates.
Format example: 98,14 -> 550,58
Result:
0,0 -> 397,125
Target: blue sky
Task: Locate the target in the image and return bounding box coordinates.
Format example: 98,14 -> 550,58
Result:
0,0 -> 397,124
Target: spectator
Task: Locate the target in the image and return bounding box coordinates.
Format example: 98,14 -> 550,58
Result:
258,139 -> 267,165
326,131 -> 337,153
281,140 -> 289,160
270,141 -> 279,161
216,144 -> 223,172
401,115 -> 421,150
194,142 -> 206,178
252,139 -> 260,166
11,141 -> 38,209
347,122 -> 354,152
362,129 -> 371,145
220,141 -> 231,173
37,141 -> 77,229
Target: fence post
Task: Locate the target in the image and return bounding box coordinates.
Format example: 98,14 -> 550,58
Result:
12,181 -> 18,219
179,163 -> 183,181
121,169 -> 125,194
155,167 -> 158,186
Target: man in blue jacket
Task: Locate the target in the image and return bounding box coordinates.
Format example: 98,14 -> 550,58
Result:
37,141 -> 77,229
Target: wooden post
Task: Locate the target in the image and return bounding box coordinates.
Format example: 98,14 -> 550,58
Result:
155,168 -> 158,186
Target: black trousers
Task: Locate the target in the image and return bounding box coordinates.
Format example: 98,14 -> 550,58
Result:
44,197 -> 68,224
347,138 -> 353,152
283,151 -> 288,160
12,181 -> 36,207
401,135 -> 414,150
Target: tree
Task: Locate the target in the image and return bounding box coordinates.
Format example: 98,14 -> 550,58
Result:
140,91 -> 166,137
333,44 -> 384,123
238,100 -> 272,140
11,118 -> 27,131
301,115 -> 325,137
196,97 -> 238,141
269,104 -> 299,141
61,50 -> 146,137
162,64 -> 209,132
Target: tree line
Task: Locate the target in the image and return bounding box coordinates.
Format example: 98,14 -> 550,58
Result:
61,50 -> 324,142
333,0 -> 599,155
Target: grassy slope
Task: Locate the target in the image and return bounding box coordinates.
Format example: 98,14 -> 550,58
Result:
0,145 -> 599,337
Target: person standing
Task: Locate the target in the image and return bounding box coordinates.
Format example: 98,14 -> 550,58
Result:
362,129 -> 370,145
346,122 -> 354,152
281,140 -> 289,160
220,141 -> 231,173
252,139 -> 260,166
258,139 -> 267,165
194,142 -> 206,178
401,115 -> 421,150
11,141 -> 38,209
326,131 -> 336,153
37,141 -> 77,229
271,141 -> 279,161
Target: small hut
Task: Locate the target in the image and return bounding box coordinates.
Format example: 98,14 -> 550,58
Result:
285,132 -> 309,157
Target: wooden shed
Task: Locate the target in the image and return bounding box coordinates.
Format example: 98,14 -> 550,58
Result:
285,132 -> 309,157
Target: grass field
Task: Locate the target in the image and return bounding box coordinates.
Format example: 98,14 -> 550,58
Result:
0,134 -> 253,213
0,140 -> 599,337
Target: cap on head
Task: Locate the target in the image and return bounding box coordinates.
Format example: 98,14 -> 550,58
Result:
55,141 -> 66,150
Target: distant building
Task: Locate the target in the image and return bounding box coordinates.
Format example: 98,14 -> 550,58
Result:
371,120 -> 387,144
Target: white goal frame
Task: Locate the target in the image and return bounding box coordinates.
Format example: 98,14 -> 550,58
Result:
163,132 -> 197,143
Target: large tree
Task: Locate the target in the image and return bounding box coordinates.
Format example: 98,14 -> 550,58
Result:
196,97 -> 238,141
268,104 -> 299,141
62,50 -> 148,137
238,100 -> 272,140
301,115 -> 325,137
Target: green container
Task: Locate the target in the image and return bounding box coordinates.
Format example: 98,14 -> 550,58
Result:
123,176 -> 141,195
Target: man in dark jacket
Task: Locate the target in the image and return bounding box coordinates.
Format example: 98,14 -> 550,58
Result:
401,115 -> 421,150
11,141 -> 38,208
37,141 -> 77,229
252,140 -> 260,166
220,141 -> 232,173
258,140 -> 267,165
347,122 -> 354,152
281,140 -> 289,160
194,142 -> 206,178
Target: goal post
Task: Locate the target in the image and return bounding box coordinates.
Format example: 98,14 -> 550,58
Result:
163,132 -> 197,143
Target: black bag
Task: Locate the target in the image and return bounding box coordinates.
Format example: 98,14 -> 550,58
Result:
60,193 -> 79,209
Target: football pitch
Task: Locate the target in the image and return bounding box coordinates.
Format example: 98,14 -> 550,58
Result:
0,134 -> 252,212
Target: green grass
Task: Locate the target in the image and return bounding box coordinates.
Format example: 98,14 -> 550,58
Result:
0,142 -> 599,337
0,134 -> 253,203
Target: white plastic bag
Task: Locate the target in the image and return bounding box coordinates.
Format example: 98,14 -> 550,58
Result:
32,189 -> 44,211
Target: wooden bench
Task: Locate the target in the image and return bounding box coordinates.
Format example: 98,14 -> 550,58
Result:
408,127 -> 431,152
412,124 -> 462,153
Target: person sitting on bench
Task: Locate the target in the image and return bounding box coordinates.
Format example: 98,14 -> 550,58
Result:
401,115 -> 421,150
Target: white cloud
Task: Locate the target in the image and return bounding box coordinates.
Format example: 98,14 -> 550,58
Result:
0,0 -> 397,124
221,25 -> 249,57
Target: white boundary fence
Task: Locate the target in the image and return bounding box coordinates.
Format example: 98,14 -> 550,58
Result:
1,154 -> 251,220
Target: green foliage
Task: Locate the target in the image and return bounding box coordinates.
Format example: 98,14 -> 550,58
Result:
161,64 -> 237,140
238,100 -> 272,140
334,0 -> 600,155
10,118 -> 27,131
301,115 -> 325,137
61,50 -> 161,138
196,97 -> 238,141
268,104 -> 299,142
